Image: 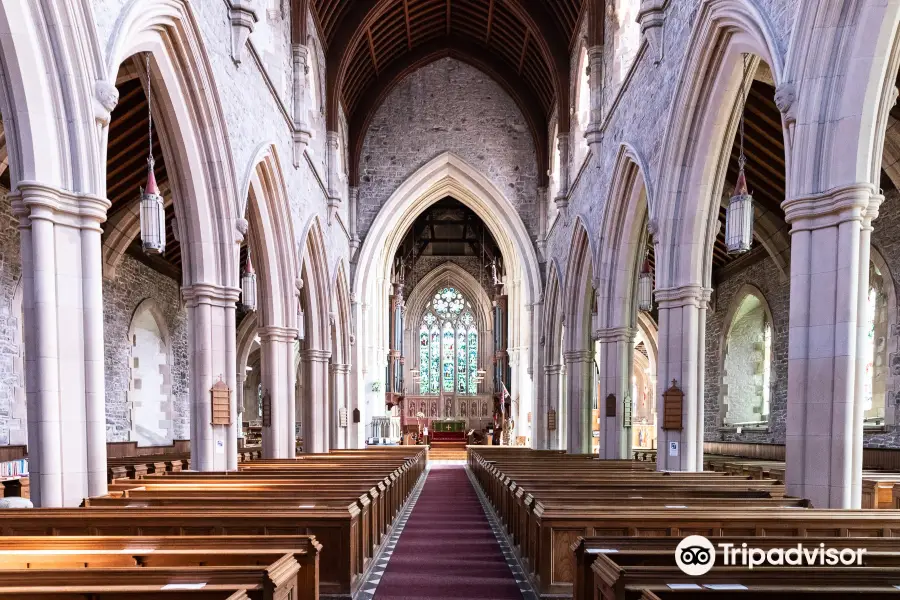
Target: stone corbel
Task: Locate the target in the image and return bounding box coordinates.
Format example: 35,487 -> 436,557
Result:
774,82 -> 797,150
585,46 -> 604,150
638,0 -> 668,64
326,131 -> 342,225
228,0 -> 259,65
94,81 -> 119,127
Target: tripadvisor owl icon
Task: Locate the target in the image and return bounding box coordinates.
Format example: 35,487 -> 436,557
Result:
675,535 -> 716,576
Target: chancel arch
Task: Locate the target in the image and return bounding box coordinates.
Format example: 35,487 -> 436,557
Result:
353,152 -> 541,446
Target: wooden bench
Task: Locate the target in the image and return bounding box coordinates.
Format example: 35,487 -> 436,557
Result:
572,535 -> 900,600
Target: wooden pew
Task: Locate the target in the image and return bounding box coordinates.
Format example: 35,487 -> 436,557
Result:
571,535 -> 900,600
591,550 -> 900,600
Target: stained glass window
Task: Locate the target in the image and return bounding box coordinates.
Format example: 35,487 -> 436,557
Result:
416,287 -> 479,395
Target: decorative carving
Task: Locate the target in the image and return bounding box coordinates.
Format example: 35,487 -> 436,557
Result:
647,217 -> 659,240
94,80 -> 119,126
211,377 -> 232,425
228,0 -> 259,64
638,0 -> 669,64
236,217 -> 249,236
171,216 -> 180,243
774,83 -> 797,126
662,379 -> 684,431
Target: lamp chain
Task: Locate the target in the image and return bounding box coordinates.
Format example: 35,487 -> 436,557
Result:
738,53 -> 749,173
145,53 -> 155,171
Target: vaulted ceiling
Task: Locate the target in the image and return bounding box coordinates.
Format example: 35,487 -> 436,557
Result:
307,0 -> 585,186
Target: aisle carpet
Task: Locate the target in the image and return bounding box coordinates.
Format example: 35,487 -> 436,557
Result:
372,465 -> 524,600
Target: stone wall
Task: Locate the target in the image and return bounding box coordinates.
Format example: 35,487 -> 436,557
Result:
403,256 -> 493,300
703,255 -> 789,445
357,58 -> 539,241
103,255 -> 190,442
0,188 -> 25,446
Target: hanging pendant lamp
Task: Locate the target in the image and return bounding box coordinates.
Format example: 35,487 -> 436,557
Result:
242,248 -> 257,312
638,250 -> 654,312
139,53 -> 166,255
725,54 -> 754,255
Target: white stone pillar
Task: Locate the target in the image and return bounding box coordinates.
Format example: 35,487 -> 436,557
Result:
259,326 -> 297,458
596,327 -> 636,459
301,348 -> 331,453
784,184 -> 881,508
544,364 -> 562,449
236,372 -> 245,439
654,286 -> 710,472
531,300 -> 545,448
564,350 -> 593,454
81,217 -> 107,496
332,363 -> 351,449
183,284 -> 241,471
11,183 -> 109,506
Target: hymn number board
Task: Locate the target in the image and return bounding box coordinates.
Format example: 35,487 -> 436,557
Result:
210,378 -> 232,425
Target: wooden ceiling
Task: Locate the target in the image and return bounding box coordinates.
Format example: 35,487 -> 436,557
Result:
312,0 -> 584,185
106,72 -> 182,282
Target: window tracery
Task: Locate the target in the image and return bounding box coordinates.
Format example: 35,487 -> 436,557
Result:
418,287 -> 479,395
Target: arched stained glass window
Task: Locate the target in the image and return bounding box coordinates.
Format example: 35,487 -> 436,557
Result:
417,287 -> 479,395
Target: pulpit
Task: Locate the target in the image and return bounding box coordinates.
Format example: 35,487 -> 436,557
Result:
429,419 -> 467,449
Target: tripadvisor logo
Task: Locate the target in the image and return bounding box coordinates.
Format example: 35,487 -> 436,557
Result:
675,535 -> 867,576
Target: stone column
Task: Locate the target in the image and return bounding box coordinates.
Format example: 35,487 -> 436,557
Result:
595,327 -> 636,459
332,363 -> 351,449
784,184 -> 881,508
544,364 -> 562,449
301,348 -> 332,453
183,283 -> 241,471
564,349 -> 593,454
11,183 -> 109,507
585,45 -> 604,153
349,186 -> 360,256
326,131 -> 342,222
555,133 -> 571,217
530,300 -> 546,448
259,326 -> 297,458
654,285 -> 710,472
536,186 -> 548,260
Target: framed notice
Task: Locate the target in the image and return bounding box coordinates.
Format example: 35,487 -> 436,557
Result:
547,408 -> 557,431
210,378 -> 231,425
261,389 -> 272,427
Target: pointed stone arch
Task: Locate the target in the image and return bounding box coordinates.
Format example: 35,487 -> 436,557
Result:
298,215 -> 333,453
562,217 -> 596,454
330,259 -> 353,448
353,152 -> 542,442
650,0 -> 783,473
540,261 -> 565,450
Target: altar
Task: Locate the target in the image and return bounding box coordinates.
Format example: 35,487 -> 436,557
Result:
429,419 -> 467,448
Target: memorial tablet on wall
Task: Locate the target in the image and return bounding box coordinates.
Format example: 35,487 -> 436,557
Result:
547,408 -> 557,431
662,380 -> 684,431
210,378 -> 231,425
261,389 -> 272,427
605,394 -> 616,418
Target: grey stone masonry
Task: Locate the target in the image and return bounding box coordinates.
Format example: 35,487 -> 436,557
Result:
358,58 -> 538,242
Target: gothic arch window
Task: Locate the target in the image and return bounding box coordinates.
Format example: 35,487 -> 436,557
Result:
128,300 -> 173,446
613,0 -> 641,83
720,291 -> 772,428
418,287 -> 479,395
865,253 -> 892,426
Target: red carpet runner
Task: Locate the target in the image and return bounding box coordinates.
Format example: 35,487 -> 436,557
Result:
372,465 -> 524,600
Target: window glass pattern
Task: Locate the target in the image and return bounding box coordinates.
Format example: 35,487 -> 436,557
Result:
417,287 -> 479,395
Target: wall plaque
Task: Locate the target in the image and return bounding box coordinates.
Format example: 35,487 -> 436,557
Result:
210,378 -> 232,425
353,408 -> 361,423
547,408 -> 557,431
339,406 -> 348,428
261,389 -> 272,427
605,394 -> 616,418
662,379 -> 684,431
